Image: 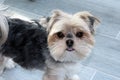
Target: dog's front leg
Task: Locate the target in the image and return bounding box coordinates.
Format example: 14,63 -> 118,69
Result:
43,74 -> 61,80
43,68 -> 64,80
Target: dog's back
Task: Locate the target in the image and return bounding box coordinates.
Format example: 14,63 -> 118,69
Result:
1,18 -> 49,69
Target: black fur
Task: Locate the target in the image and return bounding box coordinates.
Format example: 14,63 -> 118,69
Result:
88,16 -> 95,34
1,18 -> 50,69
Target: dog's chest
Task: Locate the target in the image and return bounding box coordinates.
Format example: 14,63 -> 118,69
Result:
61,62 -> 81,76
47,61 -> 82,77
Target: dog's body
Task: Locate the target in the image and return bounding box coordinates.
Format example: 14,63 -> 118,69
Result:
1,18 -> 49,69
0,10 -> 100,80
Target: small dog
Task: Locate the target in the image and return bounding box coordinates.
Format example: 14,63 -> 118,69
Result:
41,10 -> 100,80
0,10 -> 100,80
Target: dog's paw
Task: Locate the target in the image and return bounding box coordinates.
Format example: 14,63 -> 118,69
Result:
5,58 -> 16,69
70,75 -> 80,80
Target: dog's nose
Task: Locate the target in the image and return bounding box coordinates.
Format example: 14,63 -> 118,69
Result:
66,39 -> 74,47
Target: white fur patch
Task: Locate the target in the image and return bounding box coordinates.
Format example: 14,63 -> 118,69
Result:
70,75 -> 80,80
5,58 -> 16,69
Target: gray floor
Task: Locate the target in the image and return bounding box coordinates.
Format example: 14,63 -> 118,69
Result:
0,0 -> 120,80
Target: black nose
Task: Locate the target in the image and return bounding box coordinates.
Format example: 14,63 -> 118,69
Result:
66,39 -> 74,47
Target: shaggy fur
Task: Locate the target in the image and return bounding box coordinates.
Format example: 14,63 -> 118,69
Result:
0,10 -> 100,80
1,18 -> 49,69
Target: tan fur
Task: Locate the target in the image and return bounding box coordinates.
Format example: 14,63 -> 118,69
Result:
0,14 -> 9,45
47,10 -> 100,61
42,10 -> 100,80
74,11 -> 100,26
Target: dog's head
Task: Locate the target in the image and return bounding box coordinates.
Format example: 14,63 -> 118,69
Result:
41,10 -> 100,62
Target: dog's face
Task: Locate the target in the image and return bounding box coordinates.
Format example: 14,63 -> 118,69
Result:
41,10 -> 100,62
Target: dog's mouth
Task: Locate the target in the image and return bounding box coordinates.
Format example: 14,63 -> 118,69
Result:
66,48 -> 75,51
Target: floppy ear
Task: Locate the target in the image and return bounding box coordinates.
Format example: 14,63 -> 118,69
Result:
74,11 -> 100,34
39,17 -> 51,28
40,10 -> 69,33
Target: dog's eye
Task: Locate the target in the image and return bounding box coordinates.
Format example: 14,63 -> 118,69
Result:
76,32 -> 83,38
56,32 -> 65,39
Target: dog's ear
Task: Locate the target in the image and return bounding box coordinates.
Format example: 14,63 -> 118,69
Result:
39,17 -> 51,28
48,10 -> 65,32
40,10 -> 69,33
74,11 -> 100,34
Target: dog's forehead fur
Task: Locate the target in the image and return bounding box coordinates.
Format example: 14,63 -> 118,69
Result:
49,15 -> 90,36
46,10 -> 100,36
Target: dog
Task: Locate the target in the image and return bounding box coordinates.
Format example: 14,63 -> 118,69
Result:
0,10 -> 100,80
40,10 -> 100,80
